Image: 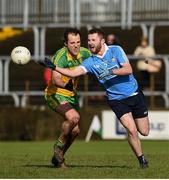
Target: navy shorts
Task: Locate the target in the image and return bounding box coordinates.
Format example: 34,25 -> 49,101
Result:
108,90 -> 148,120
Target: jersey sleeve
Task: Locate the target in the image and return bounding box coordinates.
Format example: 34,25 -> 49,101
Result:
52,51 -> 67,68
115,46 -> 129,65
80,57 -> 93,73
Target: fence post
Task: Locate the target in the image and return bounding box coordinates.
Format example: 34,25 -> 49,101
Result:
33,26 -> 40,58
0,0 -> 6,24
4,58 -> 10,93
149,25 -> 155,48
0,60 -> 3,92
23,0 -> 29,29
140,24 -> 148,37
121,0 -> 127,29
164,56 -> 169,95
75,0 -> 81,28
150,73 -> 155,108
70,0 -> 75,27
40,27 -> 46,58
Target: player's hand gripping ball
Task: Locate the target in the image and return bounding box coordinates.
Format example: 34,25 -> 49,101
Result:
11,46 -> 31,65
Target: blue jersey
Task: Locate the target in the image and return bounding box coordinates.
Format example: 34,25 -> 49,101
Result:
80,45 -> 138,100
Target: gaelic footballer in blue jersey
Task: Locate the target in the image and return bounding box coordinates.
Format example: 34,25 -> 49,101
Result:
40,28 -> 150,169
81,45 -> 138,100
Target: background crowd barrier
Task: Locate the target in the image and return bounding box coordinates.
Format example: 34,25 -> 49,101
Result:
0,55 -> 169,108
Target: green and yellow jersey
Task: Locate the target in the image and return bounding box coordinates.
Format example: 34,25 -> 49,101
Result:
45,47 -> 91,97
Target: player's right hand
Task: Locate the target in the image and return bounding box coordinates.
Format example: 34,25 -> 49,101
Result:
64,79 -> 73,91
38,57 -> 56,70
99,68 -> 112,79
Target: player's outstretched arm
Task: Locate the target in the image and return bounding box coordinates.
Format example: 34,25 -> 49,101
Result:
55,65 -> 86,78
38,57 -> 86,78
38,57 -> 56,70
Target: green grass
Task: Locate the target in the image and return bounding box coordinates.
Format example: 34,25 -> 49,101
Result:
0,140 -> 169,178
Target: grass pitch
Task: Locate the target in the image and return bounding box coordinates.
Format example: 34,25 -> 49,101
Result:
0,140 -> 169,178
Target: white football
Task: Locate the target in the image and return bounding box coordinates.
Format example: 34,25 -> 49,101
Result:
11,46 -> 31,65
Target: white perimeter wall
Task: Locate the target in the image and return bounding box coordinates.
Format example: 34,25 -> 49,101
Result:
102,110 -> 169,140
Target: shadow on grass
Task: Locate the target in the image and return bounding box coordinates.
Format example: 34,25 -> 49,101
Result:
24,164 -> 131,169
69,164 -> 131,169
24,164 -> 53,168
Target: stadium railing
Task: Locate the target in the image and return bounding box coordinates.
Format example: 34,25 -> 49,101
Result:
1,0 -> 169,28
1,0 -> 169,57
127,0 -> 169,27
126,0 -> 169,47
0,55 -> 169,108
1,0 -> 169,107
0,0 -> 126,28
1,0 -> 169,55
129,55 -> 169,108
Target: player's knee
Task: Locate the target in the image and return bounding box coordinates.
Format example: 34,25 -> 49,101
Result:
128,128 -> 138,139
65,110 -> 80,127
72,126 -> 80,136
139,128 -> 149,136
68,114 -> 80,127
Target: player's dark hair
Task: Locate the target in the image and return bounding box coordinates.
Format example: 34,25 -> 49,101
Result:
88,28 -> 105,39
64,28 -> 81,43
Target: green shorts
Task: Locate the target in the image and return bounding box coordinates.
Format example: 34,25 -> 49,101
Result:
45,93 -> 80,111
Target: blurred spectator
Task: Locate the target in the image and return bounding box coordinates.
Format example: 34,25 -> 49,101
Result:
43,68 -> 51,85
134,37 -> 161,90
106,33 -> 120,46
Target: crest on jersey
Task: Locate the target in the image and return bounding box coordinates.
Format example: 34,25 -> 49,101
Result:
112,58 -> 116,62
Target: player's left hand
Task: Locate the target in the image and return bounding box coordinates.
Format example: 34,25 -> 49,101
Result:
99,69 -> 113,79
38,57 -> 56,70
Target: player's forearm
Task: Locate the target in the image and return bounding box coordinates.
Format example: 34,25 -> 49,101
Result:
55,66 -> 86,78
38,57 -> 84,77
55,66 -> 78,78
112,66 -> 132,75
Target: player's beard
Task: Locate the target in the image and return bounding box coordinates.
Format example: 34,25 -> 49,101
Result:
90,44 -> 102,55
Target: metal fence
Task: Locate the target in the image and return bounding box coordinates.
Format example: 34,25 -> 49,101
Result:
127,0 -> 169,27
0,55 -> 169,108
0,0 -> 169,28
0,0 -> 75,27
1,0 -> 169,108
75,0 -> 126,28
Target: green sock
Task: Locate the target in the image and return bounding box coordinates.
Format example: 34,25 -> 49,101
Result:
54,139 -> 65,149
